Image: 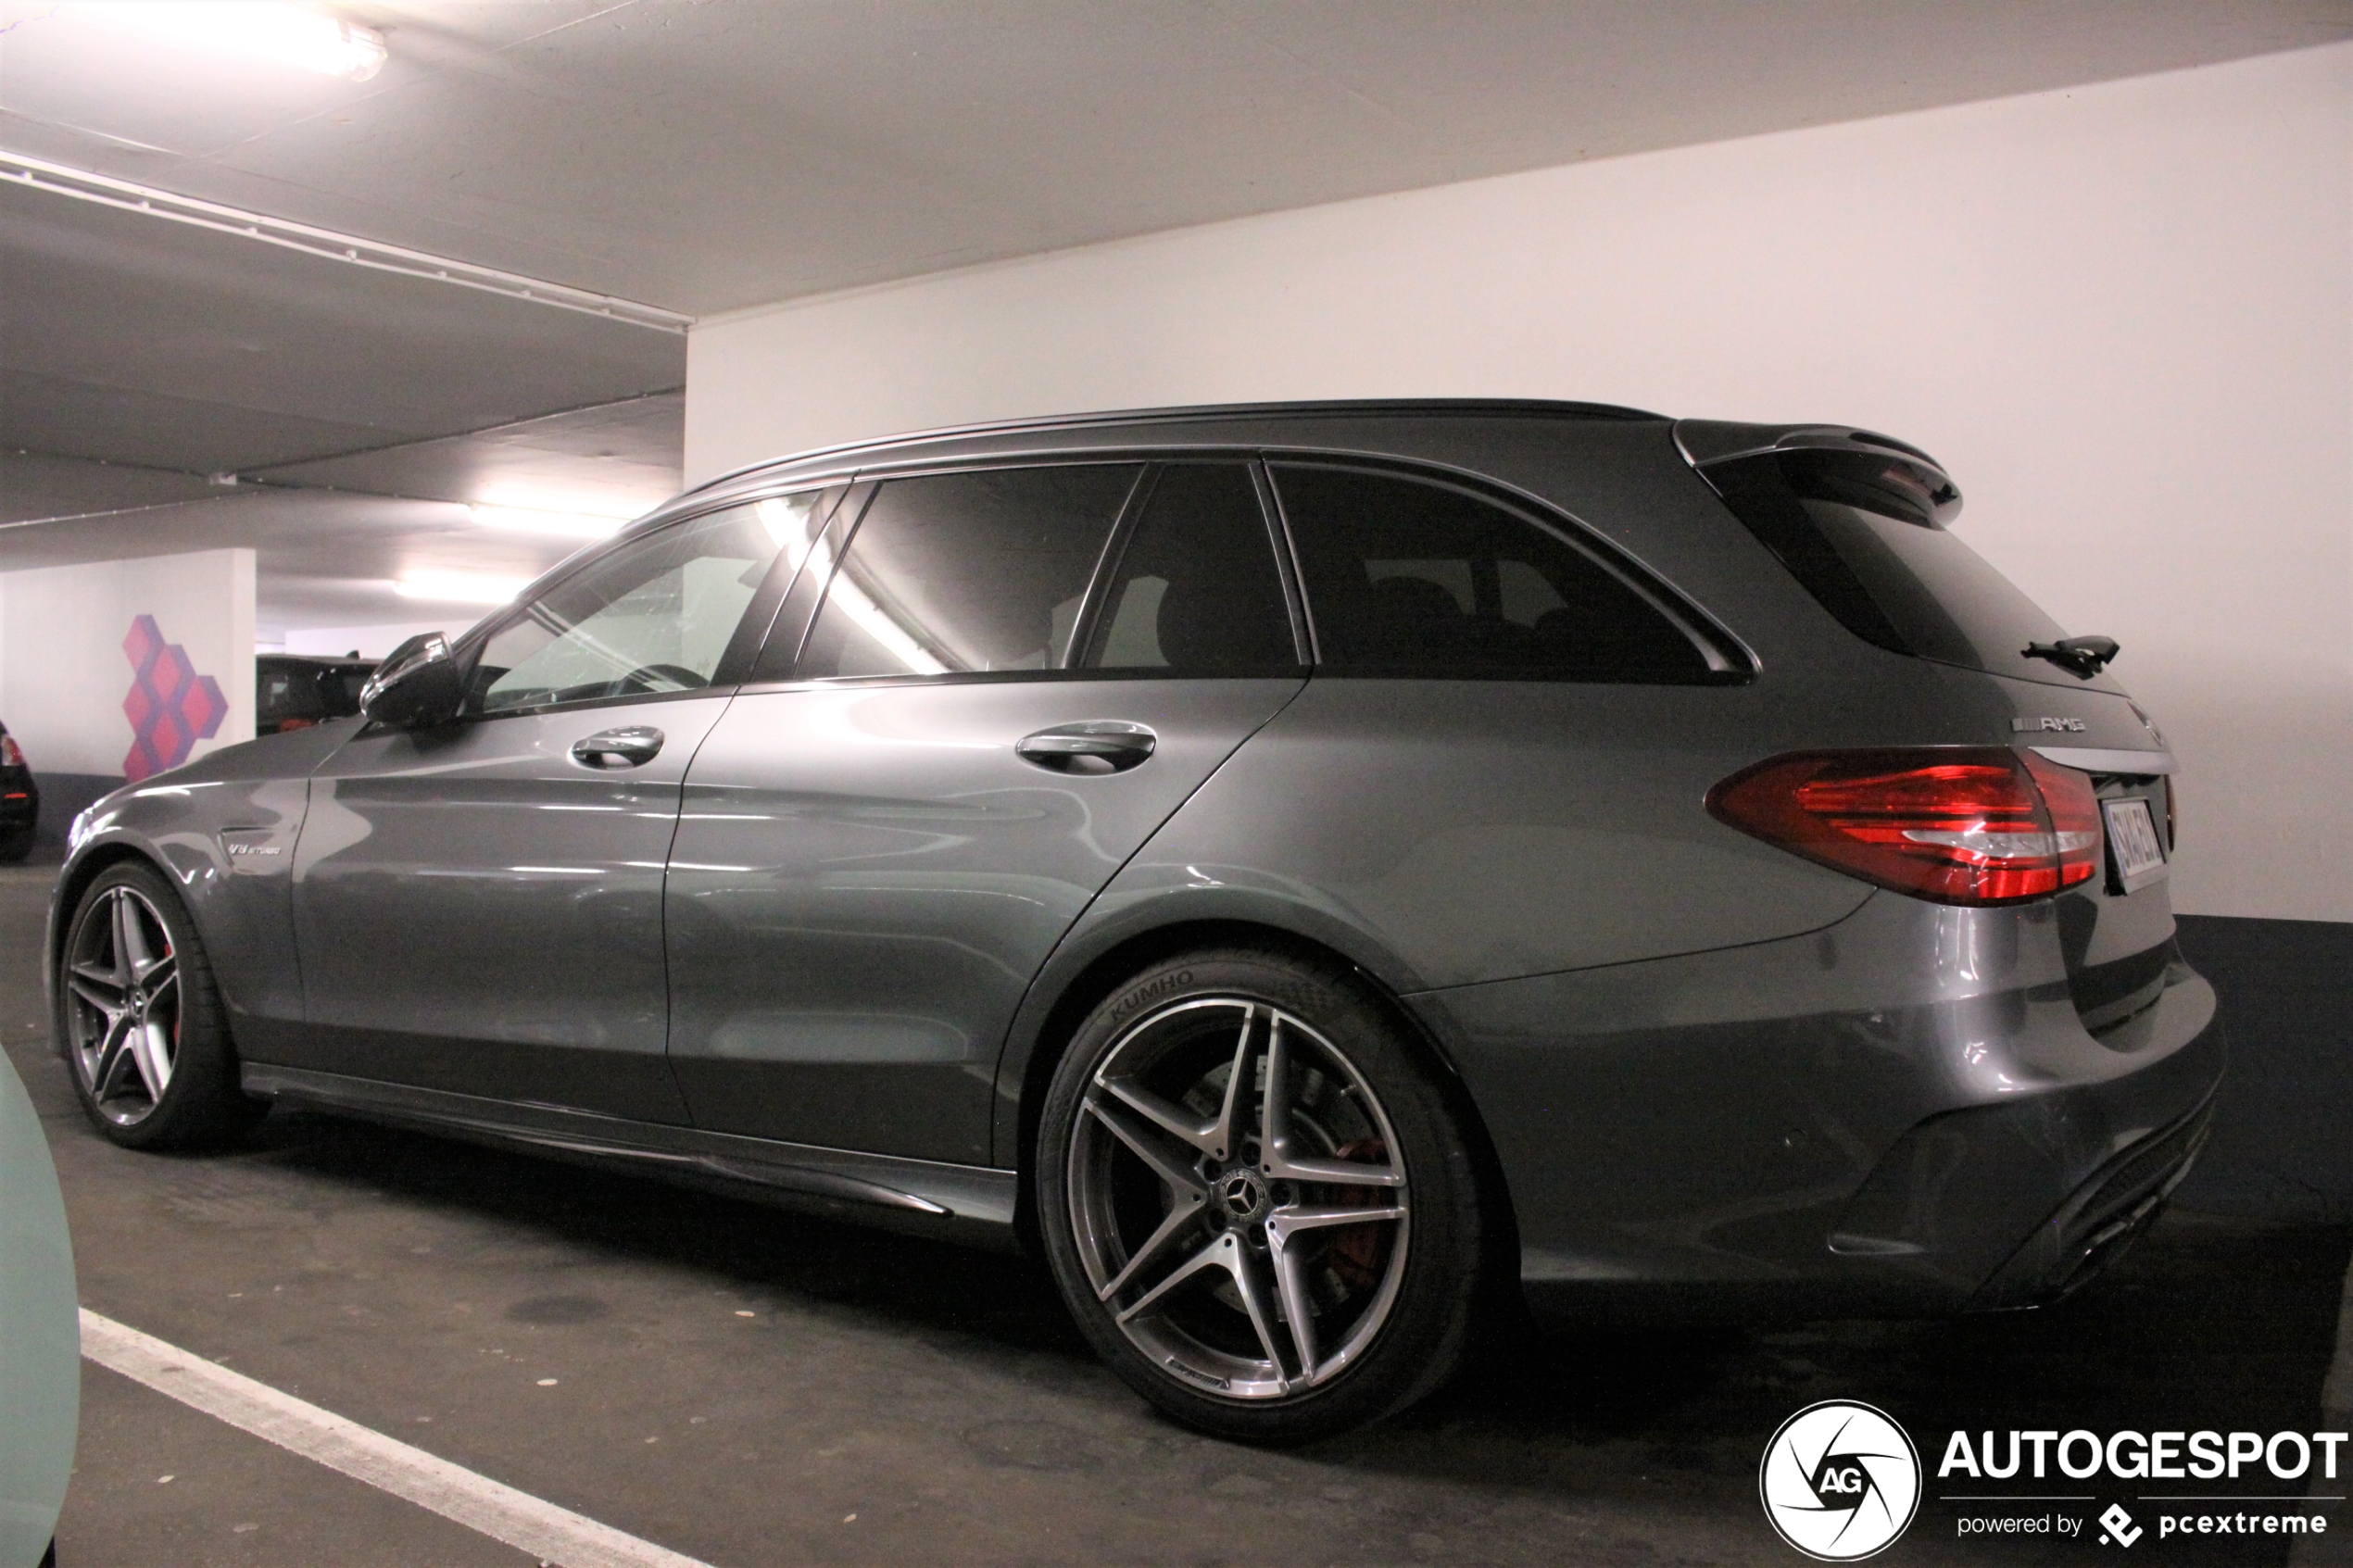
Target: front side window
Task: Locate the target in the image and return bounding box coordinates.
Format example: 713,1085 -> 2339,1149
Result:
470,502 -> 796,714
795,465 -> 1141,679
1271,465 -> 1714,682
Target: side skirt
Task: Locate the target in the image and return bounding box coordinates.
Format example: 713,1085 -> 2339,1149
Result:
241,1064 -> 1021,1250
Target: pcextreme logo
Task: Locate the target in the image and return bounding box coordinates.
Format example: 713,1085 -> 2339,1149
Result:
1760,1401 -> 1923,1561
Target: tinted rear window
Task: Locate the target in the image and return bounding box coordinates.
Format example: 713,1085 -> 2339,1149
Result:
258,666 -> 322,724
318,669 -> 368,717
1705,449 -> 2089,684
1270,464 -> 1715,682
1080,463 -> 1300,674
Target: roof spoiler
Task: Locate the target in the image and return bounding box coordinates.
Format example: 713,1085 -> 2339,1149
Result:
1673,420 -> 1962,527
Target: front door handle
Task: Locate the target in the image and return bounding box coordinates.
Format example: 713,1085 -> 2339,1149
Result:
1014,721 -> 1157,774
571,725 -> 665,769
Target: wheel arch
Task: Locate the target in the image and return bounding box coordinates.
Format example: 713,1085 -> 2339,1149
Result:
999,907 -> 1522,1297
44,840 -> 170,1051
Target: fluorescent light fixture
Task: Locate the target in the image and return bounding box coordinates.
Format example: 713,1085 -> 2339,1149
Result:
79,3 -> 389,81
468,504 -> 627,541
396,571 -> 529,606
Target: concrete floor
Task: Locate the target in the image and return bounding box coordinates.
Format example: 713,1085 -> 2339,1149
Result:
6,855 -> 2348,1567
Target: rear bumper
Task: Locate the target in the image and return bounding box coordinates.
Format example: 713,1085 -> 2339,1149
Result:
1965,1087 -> 2213,1310
1825,1018 -> 2221,1312
1410,889 -> 2226,1327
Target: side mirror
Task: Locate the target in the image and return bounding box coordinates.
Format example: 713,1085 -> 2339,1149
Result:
359,633 -> 465,728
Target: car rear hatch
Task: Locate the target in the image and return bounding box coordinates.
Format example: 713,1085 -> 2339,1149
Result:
1680,420 -> 2183,1032
2021,734 -> 2184,1041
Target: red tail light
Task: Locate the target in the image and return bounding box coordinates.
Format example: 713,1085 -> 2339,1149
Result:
0,734 -> 22,768
1708,747 -> 2101,905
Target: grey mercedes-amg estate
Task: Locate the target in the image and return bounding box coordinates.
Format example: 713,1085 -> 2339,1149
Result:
52,401 -> 2218,1441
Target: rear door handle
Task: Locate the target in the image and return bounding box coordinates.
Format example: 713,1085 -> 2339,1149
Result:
1014,721 -> 1157,774
571,725 -> 665,769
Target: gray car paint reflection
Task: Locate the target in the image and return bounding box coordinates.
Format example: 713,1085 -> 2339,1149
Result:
292,696 -> 735,1121
665,678 -> 1303,1163
1097,677 -> 1879,990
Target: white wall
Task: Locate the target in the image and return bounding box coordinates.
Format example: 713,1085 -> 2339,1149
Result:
0,549 -> 257,778
687,45 -> 2353,924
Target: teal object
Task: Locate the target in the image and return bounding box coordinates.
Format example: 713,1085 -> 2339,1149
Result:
0,1050 -> 77,1568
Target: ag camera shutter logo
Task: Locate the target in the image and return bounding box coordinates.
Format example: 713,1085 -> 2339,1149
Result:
1760,1400 -> 1922,1561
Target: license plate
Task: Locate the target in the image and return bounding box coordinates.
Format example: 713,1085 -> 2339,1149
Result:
2104,797 -> 2168,892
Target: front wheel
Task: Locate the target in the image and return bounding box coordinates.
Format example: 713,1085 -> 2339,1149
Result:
1038,949 -> 1482,1442
57,860 -> 260,1148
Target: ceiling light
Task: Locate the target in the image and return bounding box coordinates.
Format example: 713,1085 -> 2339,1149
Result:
468,504 -> 628,541
78,3 -> 388,81
396,571 -> 529,606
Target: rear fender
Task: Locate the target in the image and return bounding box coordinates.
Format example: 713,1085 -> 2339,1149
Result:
987,879 -> 1437,1171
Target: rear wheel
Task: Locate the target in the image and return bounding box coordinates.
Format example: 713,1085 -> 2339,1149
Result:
57,861 -> 260,1148
1038,949 -> 1481,1442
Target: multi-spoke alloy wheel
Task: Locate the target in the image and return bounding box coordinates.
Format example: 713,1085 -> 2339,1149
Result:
1040,950 -> 1480,1442
65,884 -> 181,1126
58,862 -> 258,1148
1072,997 -> 1409,1397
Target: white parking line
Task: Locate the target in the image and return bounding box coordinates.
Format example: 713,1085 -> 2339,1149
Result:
79,1308 -> 715,1568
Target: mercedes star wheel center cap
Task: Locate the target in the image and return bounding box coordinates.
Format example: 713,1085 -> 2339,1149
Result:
1218,1170 -> 1269,1223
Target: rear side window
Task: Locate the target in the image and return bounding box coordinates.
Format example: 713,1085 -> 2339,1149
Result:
1079,464 -> 1300,674
1269,465 -> 1715,682
796,465 -> 1141,679
1703,449 -> 2079,681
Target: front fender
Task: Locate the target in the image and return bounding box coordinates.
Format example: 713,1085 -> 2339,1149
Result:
50,757 -> 319,1056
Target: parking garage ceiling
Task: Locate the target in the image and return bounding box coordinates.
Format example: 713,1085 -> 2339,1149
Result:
0,174 -> 684,475
1,0 -> 2348,608
7,1 -> 2351,316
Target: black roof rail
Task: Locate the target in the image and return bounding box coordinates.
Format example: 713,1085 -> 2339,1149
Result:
684,396 -> 1665,498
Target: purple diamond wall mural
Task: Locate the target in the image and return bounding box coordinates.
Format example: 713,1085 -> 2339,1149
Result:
122,614 -> 229,783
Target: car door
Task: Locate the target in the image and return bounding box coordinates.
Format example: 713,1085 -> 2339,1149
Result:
665,459 -> 1308,1164
290,494 -> 836,1121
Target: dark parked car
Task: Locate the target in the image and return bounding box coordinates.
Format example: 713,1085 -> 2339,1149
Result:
49,402 -> 2216,1441
257,653 -> 374,736
0,721 -> 38,863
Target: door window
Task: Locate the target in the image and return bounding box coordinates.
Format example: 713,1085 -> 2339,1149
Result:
469,501 -> 798,714
1270,465 -> 1713,682
794,465 -> 1141,679
1080,463 -> 1300,674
